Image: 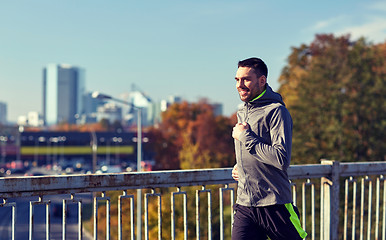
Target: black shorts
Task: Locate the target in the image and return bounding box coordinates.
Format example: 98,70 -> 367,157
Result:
231,203 -> 307,240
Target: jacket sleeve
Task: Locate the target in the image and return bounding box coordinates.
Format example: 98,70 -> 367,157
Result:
238,106 -> 293,170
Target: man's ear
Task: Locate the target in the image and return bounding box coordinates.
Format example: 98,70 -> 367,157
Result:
260,75 -> 267,86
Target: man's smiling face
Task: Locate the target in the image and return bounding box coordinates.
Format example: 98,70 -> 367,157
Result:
235,67 -> 266,102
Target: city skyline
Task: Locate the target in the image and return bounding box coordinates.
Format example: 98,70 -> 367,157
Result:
1,1 -> 386,122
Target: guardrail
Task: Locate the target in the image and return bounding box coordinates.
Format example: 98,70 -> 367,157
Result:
0,160 -> 385,240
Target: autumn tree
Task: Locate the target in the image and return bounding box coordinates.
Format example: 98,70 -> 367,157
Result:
148,99 -> 236,170
278,34 -> 386,164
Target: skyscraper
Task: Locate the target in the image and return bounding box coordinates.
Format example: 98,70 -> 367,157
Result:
43,64 -> 85,125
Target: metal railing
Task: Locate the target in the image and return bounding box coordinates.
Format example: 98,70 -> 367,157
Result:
0,160 -> 385,240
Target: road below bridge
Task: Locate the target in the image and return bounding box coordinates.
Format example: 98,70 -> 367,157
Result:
0,195 -> 93,240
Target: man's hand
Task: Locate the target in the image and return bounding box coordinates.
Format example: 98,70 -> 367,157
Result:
232,122 -> 249,141
232,164 -> 239,181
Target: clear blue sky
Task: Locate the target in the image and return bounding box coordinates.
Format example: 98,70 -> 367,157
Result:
1,0 -> 385,122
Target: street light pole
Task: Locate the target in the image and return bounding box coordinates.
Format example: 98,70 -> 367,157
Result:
136,107 -> 142,240
92,91 -> 143,240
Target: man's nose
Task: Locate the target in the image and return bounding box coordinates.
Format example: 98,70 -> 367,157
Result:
237,80 -> 244,88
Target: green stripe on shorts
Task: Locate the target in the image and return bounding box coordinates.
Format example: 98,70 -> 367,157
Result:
285,203 -> 308,239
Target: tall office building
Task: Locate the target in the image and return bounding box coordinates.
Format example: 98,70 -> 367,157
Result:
0,102 -> 7,124
43,64 -> 85,125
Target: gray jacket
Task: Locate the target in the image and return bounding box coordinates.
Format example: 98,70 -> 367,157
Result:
235,84 -> 293,207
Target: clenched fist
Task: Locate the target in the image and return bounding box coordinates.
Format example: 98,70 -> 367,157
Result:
232,122 -> 249,141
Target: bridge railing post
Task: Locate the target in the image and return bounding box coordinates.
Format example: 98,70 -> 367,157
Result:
321,160 -> 340,240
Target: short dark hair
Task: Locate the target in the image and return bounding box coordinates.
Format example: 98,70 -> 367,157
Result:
238,57 -> 268,78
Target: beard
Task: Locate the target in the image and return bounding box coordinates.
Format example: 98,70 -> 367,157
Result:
238,88 -> 253,102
